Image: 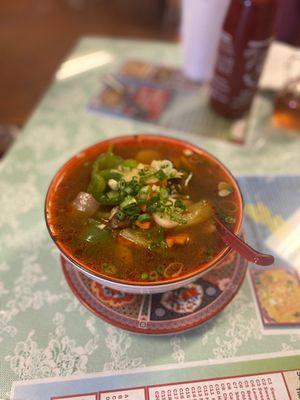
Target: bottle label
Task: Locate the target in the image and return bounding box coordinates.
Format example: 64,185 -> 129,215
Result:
211,32 -> 272,110
243,39 -> 272,89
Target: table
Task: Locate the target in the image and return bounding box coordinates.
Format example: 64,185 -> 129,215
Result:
0,37 -> 300,400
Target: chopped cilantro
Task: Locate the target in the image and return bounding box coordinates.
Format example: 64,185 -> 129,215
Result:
87,149 -> 191,229
138,213 -> 151,222
147,227 -> 167,250
155,169 -> 168,180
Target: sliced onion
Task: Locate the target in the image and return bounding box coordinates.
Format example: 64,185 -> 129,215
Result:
71,192 -> 99,215
220,200 -> 238,213
163,262 -> 184,278
102,263 -> 117,276
119,229 -> 149,248
183,200 -> 213,227
153,213 -> 179,229
149,270 -> 159,281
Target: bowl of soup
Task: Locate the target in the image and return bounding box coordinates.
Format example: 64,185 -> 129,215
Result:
45,135 -> 243,294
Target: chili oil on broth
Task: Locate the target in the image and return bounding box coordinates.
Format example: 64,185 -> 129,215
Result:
51,142 -> 239,282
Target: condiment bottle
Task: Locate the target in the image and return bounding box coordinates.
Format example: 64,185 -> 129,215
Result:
210,0 -> 277,119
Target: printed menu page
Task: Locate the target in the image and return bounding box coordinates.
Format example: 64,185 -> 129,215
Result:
12,363 -> 300,400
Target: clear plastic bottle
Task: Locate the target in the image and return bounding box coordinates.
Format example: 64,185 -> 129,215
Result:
210,0 -> 277,119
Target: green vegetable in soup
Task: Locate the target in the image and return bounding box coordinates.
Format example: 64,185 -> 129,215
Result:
53,142 -> 239,283
98,190 -> 121,205
141,272 -> 149,280
217,208 -> 237,225
81,222 -> 110,244
155,169 -> 168,181
98,169 -> 122,182
85,150 -> 220,252
147,226 -> 167,250
87,174 -> 106,202
122,159 -> 138,169
87,149 -> 189,233
92,146 -> 123,172
88,147 -> 123,201
138,213 -> 151,222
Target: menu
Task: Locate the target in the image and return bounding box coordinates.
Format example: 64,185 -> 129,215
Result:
88,60 -> 249,144
11,365 -> 300,400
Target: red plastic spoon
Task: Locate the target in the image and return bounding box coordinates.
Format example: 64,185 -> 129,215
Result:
214,217 -> 275,266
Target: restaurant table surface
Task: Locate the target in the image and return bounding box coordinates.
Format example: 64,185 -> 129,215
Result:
0,37 -> 300,399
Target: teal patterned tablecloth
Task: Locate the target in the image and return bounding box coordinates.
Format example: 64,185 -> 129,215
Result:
1,37 -> 300,399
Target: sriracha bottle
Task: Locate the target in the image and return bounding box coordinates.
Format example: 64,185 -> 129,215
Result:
210,0 -> 277,119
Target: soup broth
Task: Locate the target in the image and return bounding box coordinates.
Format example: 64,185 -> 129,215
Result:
48,139 -> 240,283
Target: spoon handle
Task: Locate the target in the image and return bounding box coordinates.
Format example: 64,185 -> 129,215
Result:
214,217 -> 275,266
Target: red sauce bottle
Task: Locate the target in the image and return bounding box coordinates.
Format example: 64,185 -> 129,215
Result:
210,0 -> 277,119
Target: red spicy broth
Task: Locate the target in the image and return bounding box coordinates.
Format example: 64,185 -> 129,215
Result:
46,136 -> 242,284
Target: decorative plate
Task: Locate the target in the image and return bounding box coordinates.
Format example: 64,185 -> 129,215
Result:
61,250 -> 247,335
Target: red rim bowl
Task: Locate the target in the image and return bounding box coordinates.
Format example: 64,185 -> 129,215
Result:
45,134 -> 243,294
